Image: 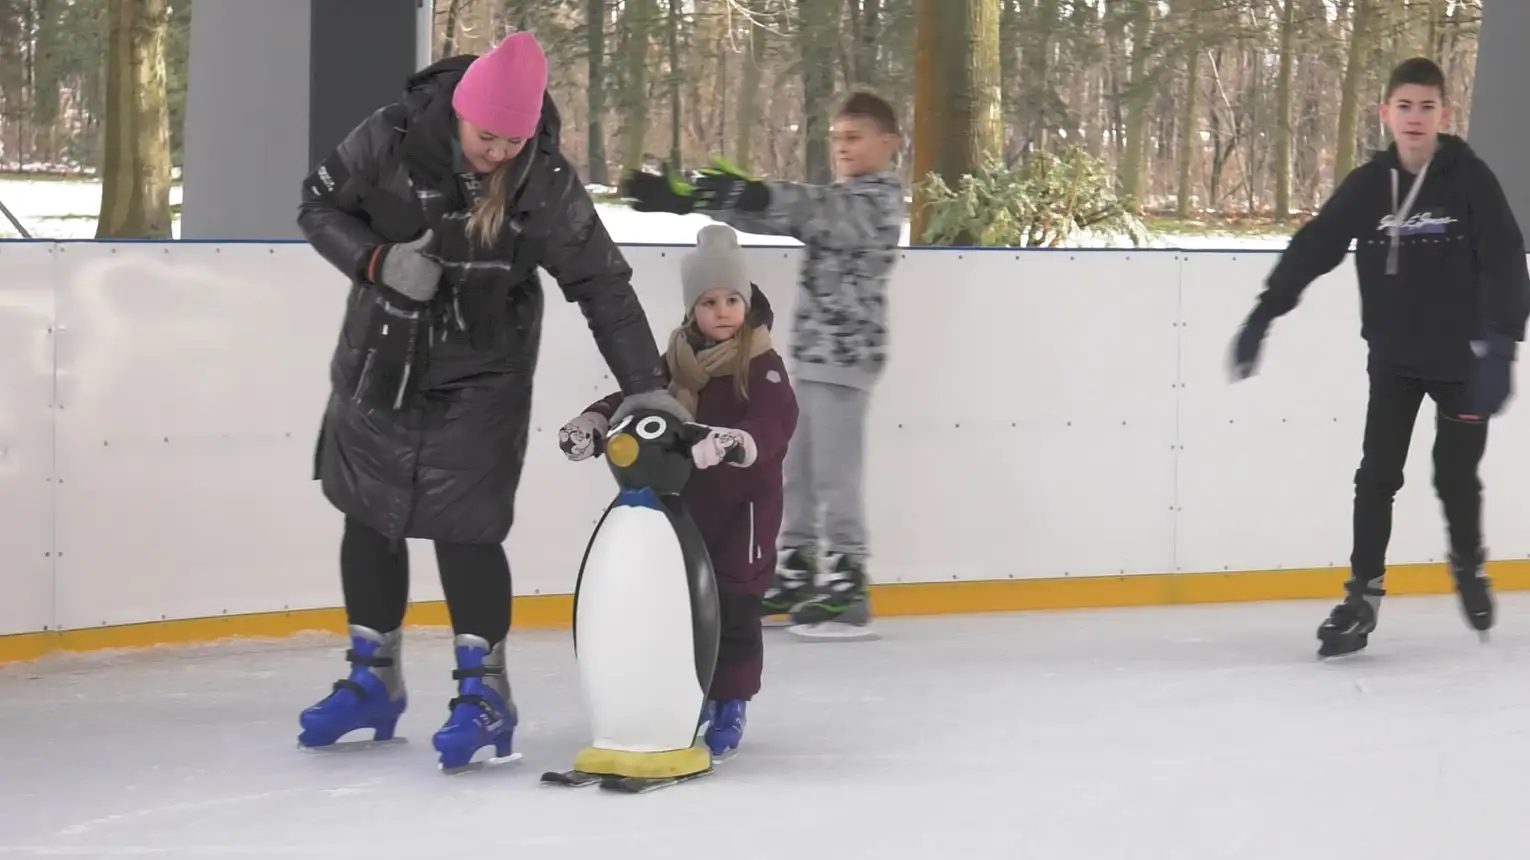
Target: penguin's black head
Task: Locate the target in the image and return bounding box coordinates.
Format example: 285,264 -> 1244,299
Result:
603,408 -> 701,497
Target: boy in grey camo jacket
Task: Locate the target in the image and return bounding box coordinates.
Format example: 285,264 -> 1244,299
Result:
645,91 -> 906,639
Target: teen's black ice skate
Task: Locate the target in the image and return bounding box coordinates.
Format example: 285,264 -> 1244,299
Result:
788,552 -> 877,641
1448,548 -> 1493,636
761,545 -> 817,627
1317,576 -> 1382,658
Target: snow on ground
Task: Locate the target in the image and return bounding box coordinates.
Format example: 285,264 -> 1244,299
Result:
0,176 -> 1291,250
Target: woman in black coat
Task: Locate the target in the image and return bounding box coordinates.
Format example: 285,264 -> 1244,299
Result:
293,33 -> 687,772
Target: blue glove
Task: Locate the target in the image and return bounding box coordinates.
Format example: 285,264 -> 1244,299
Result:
1227,314 -> 1271,381
1468,333 -> 1516,418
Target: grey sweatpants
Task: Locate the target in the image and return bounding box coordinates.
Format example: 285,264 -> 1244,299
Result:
779,379 -> 870,558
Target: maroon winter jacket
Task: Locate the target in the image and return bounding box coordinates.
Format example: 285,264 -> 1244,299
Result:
584,297 -> 799,596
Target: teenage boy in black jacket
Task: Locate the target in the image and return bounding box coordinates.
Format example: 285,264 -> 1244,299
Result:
1229,57 -> 1530,658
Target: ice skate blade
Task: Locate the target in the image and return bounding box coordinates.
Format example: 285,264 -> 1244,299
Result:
297,736 -> 407,753
787,621 -> 879,642
541,769 -> 604,788
439,750 -> 523,775
1316,639 -> 1369,660
599,768 -> 714,793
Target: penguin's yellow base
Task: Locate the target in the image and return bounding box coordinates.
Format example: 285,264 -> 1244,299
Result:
573,743 -> 712,779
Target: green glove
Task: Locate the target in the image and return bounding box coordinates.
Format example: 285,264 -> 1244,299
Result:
619,163 -> 697,214
692,157 -> 770,212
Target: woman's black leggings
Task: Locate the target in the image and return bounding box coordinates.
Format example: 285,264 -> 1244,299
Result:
339,516 -> 512,644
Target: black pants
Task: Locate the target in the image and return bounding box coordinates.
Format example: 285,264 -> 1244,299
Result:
339,516 -> 512,644
1351,371 -> 1489,586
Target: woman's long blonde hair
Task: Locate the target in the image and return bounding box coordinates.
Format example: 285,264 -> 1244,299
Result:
466,161 -> 512,248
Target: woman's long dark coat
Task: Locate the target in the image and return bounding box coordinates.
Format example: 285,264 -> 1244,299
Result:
298,56 -> 666,545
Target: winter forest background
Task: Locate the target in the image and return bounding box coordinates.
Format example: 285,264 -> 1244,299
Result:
0,0 -> 1486,245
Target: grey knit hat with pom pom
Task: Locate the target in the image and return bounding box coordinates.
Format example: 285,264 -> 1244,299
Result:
681,224 -> 750,313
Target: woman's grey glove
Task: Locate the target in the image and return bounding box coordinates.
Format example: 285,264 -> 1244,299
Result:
611,389 -> 693,424
370,230 -> 442,304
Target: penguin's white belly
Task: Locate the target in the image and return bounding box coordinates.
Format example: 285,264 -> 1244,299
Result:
575,503 -> 705,753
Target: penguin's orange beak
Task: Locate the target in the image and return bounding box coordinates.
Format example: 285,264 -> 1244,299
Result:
606,433 -> 638,468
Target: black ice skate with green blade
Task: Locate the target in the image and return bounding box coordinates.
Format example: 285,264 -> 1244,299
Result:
762,546 -> 817,626
789,553 -> 878,641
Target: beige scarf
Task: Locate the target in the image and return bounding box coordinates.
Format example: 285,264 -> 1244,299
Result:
665,322 -> 775,416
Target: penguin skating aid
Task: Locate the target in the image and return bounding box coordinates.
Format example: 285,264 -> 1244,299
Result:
541,408 -> 740,793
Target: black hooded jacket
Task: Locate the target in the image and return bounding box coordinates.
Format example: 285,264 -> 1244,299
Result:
299,55 -> 665,394
1251,133 -> 1530,381
297,56 -> 666,544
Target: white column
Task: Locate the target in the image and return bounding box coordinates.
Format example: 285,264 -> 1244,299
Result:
180,0 -> 424,241
180,0 -> 313,241
417,0 -> 435,71
1468,0 -> 1530,226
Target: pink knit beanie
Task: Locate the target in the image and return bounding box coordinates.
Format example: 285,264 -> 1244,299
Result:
451,32 -> 549,140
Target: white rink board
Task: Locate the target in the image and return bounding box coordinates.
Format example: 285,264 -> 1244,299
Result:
51,244 -> 345,630
5,241 -> 1530,635
867,250 -> 1181,581
0,244 -> 58,636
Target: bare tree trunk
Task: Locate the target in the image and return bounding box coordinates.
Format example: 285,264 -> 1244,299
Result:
734,19 -> 766,170
1244,36 -> 1264,215
999,0 -> 1019,150
667,0 -> 680,167
1078,1 -> 1103,158
960,0 -> 1004,168
586,0 -> 608,184
798,0 -> 838,184
1119,0 -> 1154,208
1273,0 -> 1295,218
911,0 -> 942,243
1024,0 -> 1060,152
98,0 -> 171,239
1427,0 -> 1445,58
1334,0 -> 1374,183
713,12 -> 728,157
851,0 -> 881,87
1175,0 -> 1203,219
441,0 -> 463,56
617,0 -> 654,171
916,0 -> 1000,243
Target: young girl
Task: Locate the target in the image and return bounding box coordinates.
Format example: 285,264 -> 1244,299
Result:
559,224 -> 799,756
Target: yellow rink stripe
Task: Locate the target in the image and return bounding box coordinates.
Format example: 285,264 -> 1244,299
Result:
4,560 -> 1527,665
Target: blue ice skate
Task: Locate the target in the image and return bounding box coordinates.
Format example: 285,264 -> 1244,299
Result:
297,625 -> 408,749
431,634 -> 522,773
704,699 -> 747,758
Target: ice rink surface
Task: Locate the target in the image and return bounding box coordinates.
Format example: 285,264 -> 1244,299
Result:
5,593 -> 1530,859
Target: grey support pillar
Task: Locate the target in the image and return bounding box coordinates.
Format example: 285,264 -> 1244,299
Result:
1468,0 -> 1530,229
180,0 -> 433,240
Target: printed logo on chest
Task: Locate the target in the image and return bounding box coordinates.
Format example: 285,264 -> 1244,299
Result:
1377,211 -> 1457,236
